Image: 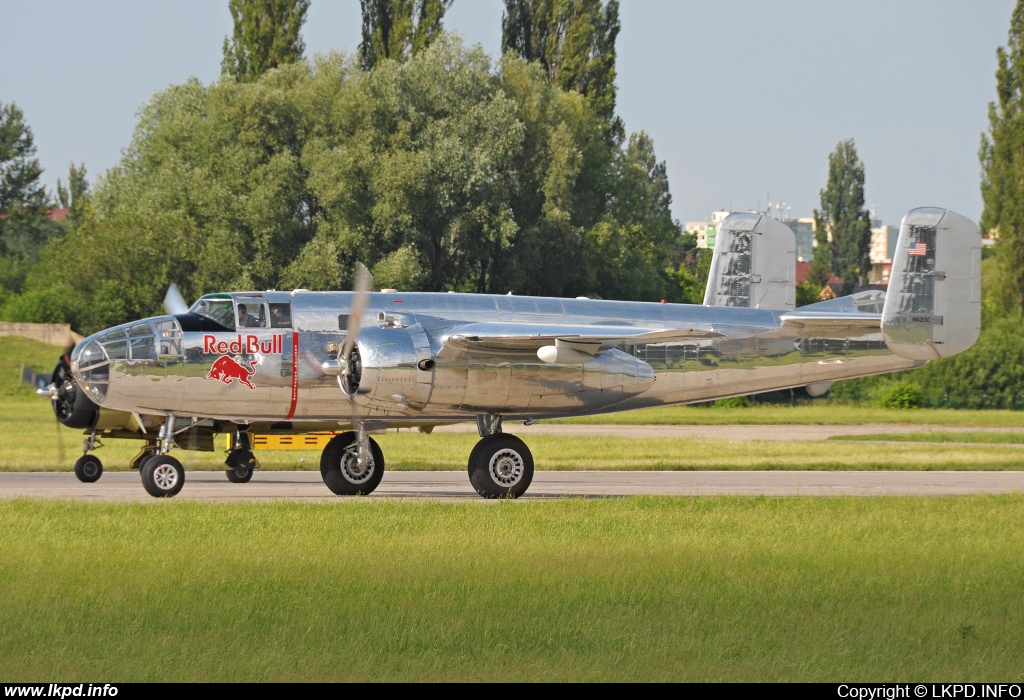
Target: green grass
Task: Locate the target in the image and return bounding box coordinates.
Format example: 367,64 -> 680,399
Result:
4,395 -> 1024,472
833,431 -> 1024,444
1,496 -> 1022,681
554,404 -> 1024,427
5,405 -> 1024,472
0,335 -> 61,397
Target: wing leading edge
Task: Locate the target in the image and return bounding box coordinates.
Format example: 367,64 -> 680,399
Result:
443,322 -> 725,364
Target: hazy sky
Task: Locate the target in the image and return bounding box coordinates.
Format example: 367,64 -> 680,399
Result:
0,0 -> 1016,227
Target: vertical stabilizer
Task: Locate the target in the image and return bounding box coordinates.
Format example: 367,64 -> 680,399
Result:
703,213 -> 796,310
881,207 -> 981,360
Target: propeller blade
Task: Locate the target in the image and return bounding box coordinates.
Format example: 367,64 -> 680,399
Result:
54,414 -> 66,467
163,283 -> 189,316
340,262 -> 373,361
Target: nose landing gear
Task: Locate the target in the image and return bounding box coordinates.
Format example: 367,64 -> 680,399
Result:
73,432 -> 104,483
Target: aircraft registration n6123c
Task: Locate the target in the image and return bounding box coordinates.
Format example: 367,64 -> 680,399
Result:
42,207 -> 981,499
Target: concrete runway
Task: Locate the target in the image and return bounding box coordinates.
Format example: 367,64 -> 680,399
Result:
2,469 -> 1024,502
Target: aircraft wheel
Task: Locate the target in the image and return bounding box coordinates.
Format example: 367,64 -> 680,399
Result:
224,448 -> 256,483
225,467 -> 253,483
74,454 -> 103,483
468,434 -> 534,499
320,432 -> 384,496
140,454 -> 185,498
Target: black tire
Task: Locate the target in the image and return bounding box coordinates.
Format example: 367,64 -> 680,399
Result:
74,454 -> 103,483
140,454 -> 185,498
225,466 -> 253,483
467,433 -> 534,499
320,431 -> 384,495
224,448 -> 257,483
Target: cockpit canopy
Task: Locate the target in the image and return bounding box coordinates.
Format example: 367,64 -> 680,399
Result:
72,317 -> 182,402
190,294 -> 291,330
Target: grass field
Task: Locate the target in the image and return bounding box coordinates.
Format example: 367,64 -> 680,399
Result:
554,404 -> 1024,427
4,397 -> 1024,472
4,338 -> 1024,682
1,496 -> 1022,682
832,432 -> 1024,444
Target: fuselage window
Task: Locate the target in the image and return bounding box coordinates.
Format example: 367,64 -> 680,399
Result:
270,303 -> 292,328
236,302 -> 267,329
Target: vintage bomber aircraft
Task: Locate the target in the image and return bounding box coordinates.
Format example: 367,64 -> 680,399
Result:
43,207 -> 981,498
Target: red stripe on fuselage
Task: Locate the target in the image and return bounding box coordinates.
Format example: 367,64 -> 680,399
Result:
286,332 -> 299,419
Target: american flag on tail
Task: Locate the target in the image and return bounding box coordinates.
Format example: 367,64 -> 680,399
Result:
908,242 -> 928,256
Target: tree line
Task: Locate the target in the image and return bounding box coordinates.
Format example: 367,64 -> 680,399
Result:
5,0 -> 1023,413
1,0 -> 707,335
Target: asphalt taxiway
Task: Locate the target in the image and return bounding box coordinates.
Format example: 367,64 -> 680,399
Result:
2,469 -> 1023,502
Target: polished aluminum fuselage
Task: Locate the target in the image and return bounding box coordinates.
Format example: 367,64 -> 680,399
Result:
73,291 -> 919,426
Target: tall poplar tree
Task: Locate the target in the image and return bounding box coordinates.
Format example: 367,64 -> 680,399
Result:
359,0 -> 453,71
980,0 -> 1024,316
501,0 -> 623,143
0,101 -> 60,296
813,139 -> 871,295
222,0 -> 310,82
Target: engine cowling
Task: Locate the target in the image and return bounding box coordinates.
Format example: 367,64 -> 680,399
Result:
348,325 -> 435,411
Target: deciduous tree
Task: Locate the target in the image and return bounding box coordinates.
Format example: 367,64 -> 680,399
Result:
359,0 -> 453,71
980,0 -> 1024,316
18,35 -> 680,331
222,0 -> 310,82
813,139 -> 871,295
501,0 -> 623,143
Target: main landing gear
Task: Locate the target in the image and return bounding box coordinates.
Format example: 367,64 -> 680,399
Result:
467,415 -> 534,499
320,426 -> 385,495
137,414 -> 185,498
315,415 -> 534,499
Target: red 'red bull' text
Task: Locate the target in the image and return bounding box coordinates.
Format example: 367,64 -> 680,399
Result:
203,334 -> 283,355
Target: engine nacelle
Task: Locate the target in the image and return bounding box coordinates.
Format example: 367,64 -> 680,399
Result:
350,325 -> 435,411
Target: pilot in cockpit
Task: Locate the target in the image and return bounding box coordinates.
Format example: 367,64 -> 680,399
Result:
270,304 -> 291,328
237,304 -> 260,328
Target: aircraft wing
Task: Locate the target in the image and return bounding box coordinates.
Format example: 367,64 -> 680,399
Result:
778,311 -> 883,338
442,322 -> 724,363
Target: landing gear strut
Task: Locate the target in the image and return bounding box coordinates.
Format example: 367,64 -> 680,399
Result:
468,415 -> 534,499
225,430 -> 257,483
73,431 -> 103,483
138,414 -> 185,498
320,427 -> 385,495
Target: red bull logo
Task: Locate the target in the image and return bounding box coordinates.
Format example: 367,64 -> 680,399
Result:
206,356 -> 257,390
203,334 -> 283,355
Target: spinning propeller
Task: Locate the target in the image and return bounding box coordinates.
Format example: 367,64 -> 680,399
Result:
338,262 -> 372,397
163,283 -> 189,316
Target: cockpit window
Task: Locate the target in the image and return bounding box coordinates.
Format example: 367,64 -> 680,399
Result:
236,302 -> 267,329
270,303 -> 292,328
191,299 -> 235,328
